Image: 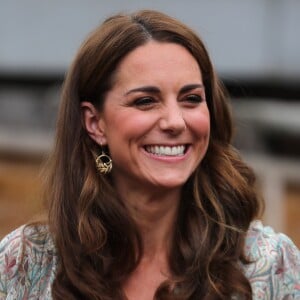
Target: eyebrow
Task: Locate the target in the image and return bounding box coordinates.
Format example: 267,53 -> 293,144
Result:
179,84 -> 204,94
124,83 -> 204,96
125,86 -> 160,96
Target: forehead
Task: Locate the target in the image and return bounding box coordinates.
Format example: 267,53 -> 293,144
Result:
112,41 -> 202,86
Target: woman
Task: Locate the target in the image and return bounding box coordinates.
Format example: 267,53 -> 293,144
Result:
0,10 -> 299,300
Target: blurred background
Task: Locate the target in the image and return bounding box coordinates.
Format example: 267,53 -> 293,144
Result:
0,0 -> 299,246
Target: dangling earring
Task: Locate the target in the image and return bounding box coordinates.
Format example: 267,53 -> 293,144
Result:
95,146 -> 112,174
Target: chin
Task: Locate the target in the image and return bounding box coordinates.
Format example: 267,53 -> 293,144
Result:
151,176 -> 188,190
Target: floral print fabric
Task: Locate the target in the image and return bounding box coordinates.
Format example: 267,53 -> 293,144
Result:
0,221 -> 299,299
0,225 -> 57,299
244,221 -> 300,299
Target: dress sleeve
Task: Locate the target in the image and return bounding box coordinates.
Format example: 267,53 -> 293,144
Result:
0,226 -> 26,299
276,232 -> 300,299
244,221 -> 300,299
0,225 -> 57,300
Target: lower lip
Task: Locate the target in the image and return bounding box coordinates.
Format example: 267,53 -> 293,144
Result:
142,146 -> 190,162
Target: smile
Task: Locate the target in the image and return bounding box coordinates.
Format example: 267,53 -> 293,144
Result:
144,145 -> 187,156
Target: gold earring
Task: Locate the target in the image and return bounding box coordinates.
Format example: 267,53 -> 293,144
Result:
95,147 -> 112,174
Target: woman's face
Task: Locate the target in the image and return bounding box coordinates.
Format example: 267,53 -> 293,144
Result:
99,41 -> 210,192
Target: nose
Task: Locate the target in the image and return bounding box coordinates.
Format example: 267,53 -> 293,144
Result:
159,101 -> 186,134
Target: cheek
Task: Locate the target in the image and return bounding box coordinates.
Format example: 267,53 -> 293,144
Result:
188,109 -> 210,139
103,110 -> 156,144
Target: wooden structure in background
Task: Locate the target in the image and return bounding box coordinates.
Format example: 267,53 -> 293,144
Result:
0,157 -> 44,238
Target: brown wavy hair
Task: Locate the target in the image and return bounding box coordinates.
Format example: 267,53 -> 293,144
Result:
45,10 -> 262,299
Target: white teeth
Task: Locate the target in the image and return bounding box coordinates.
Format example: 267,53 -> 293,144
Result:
145,145 -> 185,156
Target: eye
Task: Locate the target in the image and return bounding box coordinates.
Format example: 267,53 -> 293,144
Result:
133,97 -> 156,108
184,94 -> 203,104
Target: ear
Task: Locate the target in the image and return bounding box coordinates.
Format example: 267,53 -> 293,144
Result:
81,101 -> 107,145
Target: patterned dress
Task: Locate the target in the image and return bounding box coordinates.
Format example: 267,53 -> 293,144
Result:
0,221 -> 299,299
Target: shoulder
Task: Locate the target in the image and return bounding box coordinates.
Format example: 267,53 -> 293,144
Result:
243,220 -> 300,299
0,224 -> 57,299
0,224 -> 55,252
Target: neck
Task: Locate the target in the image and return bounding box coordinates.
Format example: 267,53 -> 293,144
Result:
117,183 -> 181,259
117,183 -> 182,300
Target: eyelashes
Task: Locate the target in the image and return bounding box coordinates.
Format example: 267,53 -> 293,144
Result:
132,94 -> 205,109
185,94 -> 204,103
133,97 -> 155,107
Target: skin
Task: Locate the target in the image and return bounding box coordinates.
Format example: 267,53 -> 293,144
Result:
82,41 -> 210,299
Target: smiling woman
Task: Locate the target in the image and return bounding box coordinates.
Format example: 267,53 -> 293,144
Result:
0,9 -> 300,300
81,42 -> 210,192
